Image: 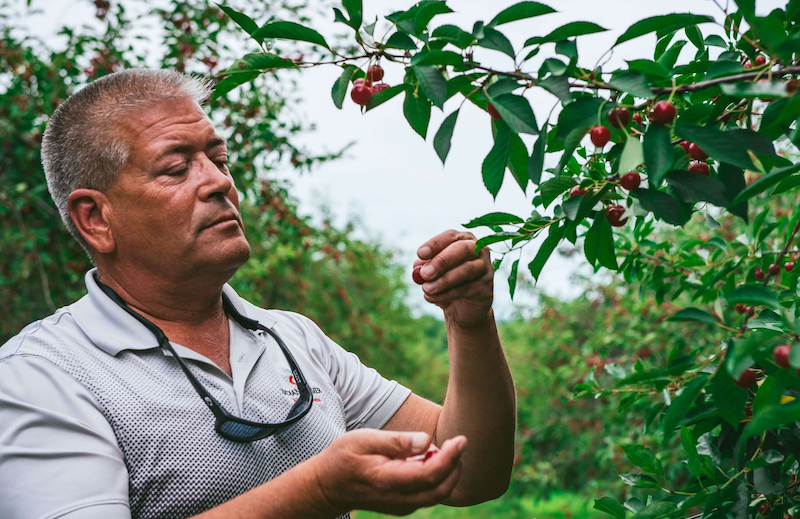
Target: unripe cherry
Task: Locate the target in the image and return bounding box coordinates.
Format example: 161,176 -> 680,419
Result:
620,172 -> 641,191
689,143 -> 708,161
774,344 -> 792,369
487,102 -> 502,120
650,101 -> 676,124
734,368 -> 757,388
590,126 -> 611,147
606,205 -> 628,227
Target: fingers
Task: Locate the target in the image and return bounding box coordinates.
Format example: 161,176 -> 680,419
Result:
417,230 -> 477,263
382,436 -> 466,494
421,257 -> 488,296
349,429 -> 431,458
418,236 -> 480,283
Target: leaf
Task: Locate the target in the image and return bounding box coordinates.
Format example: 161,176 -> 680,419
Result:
685,24 -> 704,50
525,21 -> 607,45
411,1 -> 453,36
719,163 -> 748,222
729,162 -> 800,206
365,84 -> 406,111
431,24 -> 474,48
618,136 -> 644,174
413,66 -> 447,109
464,212 -> 524,228
710,366 -> 747,427
212,71 -> 259,99
726,284 -> 780,309
626,59 -> 669,78
488,1 -> 555,27
528,225 -> 564,280
475,231 -> 521,249
623,445 -> 664,475
219,5 -> 260,39
507,130 -> 530,193
720,81 -> 790,99
528,127 -> 546,185
482,122 -> 511,198
478,27 -> 515,59
411,50 -> 464,67
508,259 -> 520,299
674,126 -> 776,171
540,176 -> 577,208
403,88 -> 432,138
433,109 -> 459,164
662,374 -> 709,443
584,213 -> 617,270
488,94 -> 538,135
637,189 -> 691,225
384,31 -> 417,50
619,473 -> 661,489
607,70 -> 654,99
538,75 -> 572,104
665,307 -> 718,325
218,52 -> 296,76
486,78 -> 521,98
252,21 -> 330,48
744,401 -> 800,438
614,14 -> 715,46
342,0 -> 362,29
665,171 -> 730,207
556,97 -> 607,140
633,501 -> 678,518
331,65 -> 358,109
644,123 -> 673,187
594,497 -> 627,519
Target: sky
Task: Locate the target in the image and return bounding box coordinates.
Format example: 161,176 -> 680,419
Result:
16,0 -> 785,320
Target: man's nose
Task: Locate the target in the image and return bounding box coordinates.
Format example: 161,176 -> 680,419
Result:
196,154 -> 233,200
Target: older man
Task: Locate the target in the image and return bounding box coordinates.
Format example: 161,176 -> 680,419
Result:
0,69 -> 515,519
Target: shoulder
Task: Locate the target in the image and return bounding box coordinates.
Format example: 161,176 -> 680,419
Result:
0,306 -> 80,360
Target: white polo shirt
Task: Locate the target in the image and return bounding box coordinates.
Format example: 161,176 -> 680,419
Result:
0,269 -> 412,519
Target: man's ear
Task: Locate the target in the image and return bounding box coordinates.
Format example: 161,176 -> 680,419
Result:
68,189 -> 116,254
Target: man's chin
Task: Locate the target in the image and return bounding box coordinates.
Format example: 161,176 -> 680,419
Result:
203,237 -> 251,272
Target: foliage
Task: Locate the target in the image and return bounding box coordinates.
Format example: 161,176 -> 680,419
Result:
221,0 -> 800,516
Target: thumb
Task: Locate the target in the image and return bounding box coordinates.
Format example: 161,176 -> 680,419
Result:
357,429 -> 430,458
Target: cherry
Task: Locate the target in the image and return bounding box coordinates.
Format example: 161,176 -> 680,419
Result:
734,368 -> 757,388
759,503 -> 771,516
353,77 -> 371,88
632,113 -> 643,126
735,303 -> 746,314
769,264 -> 781,276
688,162 -> 710,176
412,265 -> 424,285
688,143 -> 708,161
570,186 -> 588,197
746,306 -> 755,317
785,261 -> 795,272
679,140 -> 691,154
774,344 -> 792,369
487,102 -> 502,120
608,107 -> 630,129
650,101 -> 676,124
784,514 -> 793,519
373,83 -> 390,93
606,205 -> 628,227
351,85 -> 373,106
754,267 -> 766,281
590,126 -> 611,147
745,61 -> 753,69
755,55 -> 767,66
620,172 -> 641,191
367,64 -> 384,82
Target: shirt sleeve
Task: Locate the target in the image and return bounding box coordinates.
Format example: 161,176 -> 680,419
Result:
0,354 -> 131,519
296,315 -> 412,431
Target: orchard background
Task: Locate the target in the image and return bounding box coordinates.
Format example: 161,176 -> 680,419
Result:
5,0 -> 800,517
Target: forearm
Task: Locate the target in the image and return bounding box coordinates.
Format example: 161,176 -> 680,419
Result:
434,309 -> 516,505
191,455 -> 339,519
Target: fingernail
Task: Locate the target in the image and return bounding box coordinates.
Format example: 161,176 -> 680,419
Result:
418,246 -> 432,259
421,264 -> 436,278
411,432 -> 428,453
422,281 -> 437,293
458,440 -> 466,454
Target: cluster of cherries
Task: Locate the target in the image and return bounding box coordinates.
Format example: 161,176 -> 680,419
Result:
350,65 -> 389,106
734,343 -> 798,389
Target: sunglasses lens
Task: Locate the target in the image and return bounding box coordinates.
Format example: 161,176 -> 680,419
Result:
219,420 -> 275,441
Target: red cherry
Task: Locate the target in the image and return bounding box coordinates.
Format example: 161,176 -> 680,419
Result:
650,101 -> 676,124
351,85 -> 373,106
608,107 -> 630,129
353,77 -> 371,88
688,162 -> 710,176
619,172 -> 641,191
632,113 -> 643,126
487,102 -> 502,120
734,368 -> 757,388
689,143 -> 708,161
785,261 -> 795,272
423,448 -> 438,461
570,186 -> 588,197
367,64 -> 384,82
373,83 -> 390,93
755,267 -> 765,281
746,306 -> 755,317
735,303 -> 746,314
784,513 -> 793,519
412,265 -> 424,285
745,62 -> 753,69
759,503 -> 771,516
679,140 -> 691,154
769,264 -> 781,276
774,344 -> 792,369
590,126 -> 611,147
755,55 -> 767,66
606,205 -> 628,227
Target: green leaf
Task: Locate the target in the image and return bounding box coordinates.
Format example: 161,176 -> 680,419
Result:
464,212 -> 524,228
252,21 -> 330,48
475,231 -> 521,249
538,75 -> 572,104
636,189 -> 691,225
525,21 -> 607,45
720,81 -> 790,99
219,5 -> 260,39
528,224 -> 564,280
622,445 -> 664,475
618,136 -> 644,174
488,94 -> 538,135
644,123 -> 673,187
594,497 -> 627,519
674,126 -> 776,171
540,176 -> 577,208
403,88 -> 432,139
710,367 -> 747,427
685,24 -> 704,49
772,173 -> 800,195
218,52 -> 296,76
411,1 -> 453,36
486,78 -> 521,98
431,24 -> 474,48
614,14 -> 715,46
626,59 -> 669,78
342,0 -> 363,29
584,213 -> 617,270
562,196 -> 583,220
507,129 -> 530,193
488,1 -> 555,27
331,65 -> 357,109
365,84 -> 406,111
508,259 -> 520,299
528,127 -> 546,185
662,374 -> 709,443
744,401 -> 800,438
665,171 -> 730,207
433,109 -> 459,164
753,370 -> 787,416
729,162 -> 800,206
719,163 -> 748,222
607,70 -> 654,99
665,307 -> 718,325
478,27 -> 515,59
482,122 -> 511,198
385,32 -> 417,50
619,473 -> 661,489
556,97 -> 607,140
212,71 -> 260,99
413,66 -> 447,109
727,284 -> 780,309
632,501 -> 678,518
411,50 -> 464,67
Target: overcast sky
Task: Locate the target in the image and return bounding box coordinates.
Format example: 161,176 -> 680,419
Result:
18,0 -> 783,320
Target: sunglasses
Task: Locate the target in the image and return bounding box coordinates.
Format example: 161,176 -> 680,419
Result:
95,276 -> 313,443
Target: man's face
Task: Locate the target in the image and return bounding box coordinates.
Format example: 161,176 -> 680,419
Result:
104,96 -> 250,279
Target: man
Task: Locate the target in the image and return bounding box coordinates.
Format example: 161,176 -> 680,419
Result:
0,69 -> 516,519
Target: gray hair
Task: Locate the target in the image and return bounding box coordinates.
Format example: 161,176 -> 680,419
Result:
41,68 -> 214,255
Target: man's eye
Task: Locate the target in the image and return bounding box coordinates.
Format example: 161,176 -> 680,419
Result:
215,160 -> 229,169
167,167 -> 188,176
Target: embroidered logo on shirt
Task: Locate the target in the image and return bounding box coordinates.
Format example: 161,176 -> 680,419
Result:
283,368 -> 322,402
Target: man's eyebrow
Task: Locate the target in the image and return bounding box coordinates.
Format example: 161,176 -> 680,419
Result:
154,138 -> 228,162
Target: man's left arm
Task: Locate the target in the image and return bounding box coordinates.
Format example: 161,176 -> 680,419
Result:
383,230 -> 516,506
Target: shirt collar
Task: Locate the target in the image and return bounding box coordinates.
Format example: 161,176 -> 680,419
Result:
70,267 -> 277,356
